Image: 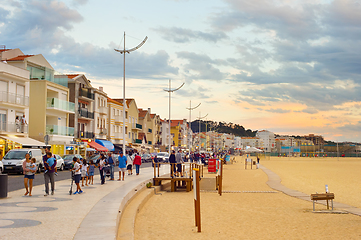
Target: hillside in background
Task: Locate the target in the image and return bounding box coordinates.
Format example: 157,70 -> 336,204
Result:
191,120 -> 257,137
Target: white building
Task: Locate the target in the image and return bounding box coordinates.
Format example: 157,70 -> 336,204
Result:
256,130 -> 275,152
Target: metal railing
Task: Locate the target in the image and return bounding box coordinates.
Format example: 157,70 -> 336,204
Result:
46,125 -> 74,136
47,98 -> 75,112
79,88 -> 94,100
134,139 -> 142,144
77,131 -> 94,139
0,121 -> 28,133
78,108 -> 94,119
0,91 -> 29,106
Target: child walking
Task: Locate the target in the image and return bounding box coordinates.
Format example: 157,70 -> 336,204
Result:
88,161 -> 96,185
81,159 -> 89,187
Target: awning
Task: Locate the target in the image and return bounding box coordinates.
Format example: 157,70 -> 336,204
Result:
1,136 -> 46,147
95,139 -> 115,152
114,144 -> 134,153
86,140 -> 108,152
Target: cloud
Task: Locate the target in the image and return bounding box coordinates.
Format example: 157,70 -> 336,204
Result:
338,121 -> 361,132
176,51 -> 227,81
72,0 -> 88,6
265,108 -> 291,114
0,0 -> 178,79
152,27 -> 228,43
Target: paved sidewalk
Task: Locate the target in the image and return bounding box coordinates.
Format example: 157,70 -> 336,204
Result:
260,165 -> 361,216
0,165 -> 169,240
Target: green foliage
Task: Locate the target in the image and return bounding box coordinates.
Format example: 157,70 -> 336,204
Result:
191,120 -> 257,137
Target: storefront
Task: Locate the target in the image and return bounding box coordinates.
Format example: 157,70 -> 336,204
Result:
0,136 -> 46,159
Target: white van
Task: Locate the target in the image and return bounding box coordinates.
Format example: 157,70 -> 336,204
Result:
2,149 -> 43,174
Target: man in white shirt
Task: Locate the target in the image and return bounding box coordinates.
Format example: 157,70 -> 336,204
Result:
72,157 -> 83,194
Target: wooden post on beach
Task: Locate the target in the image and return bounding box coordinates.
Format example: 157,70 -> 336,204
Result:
218,160 -> 223,196
193,168 -> 201,232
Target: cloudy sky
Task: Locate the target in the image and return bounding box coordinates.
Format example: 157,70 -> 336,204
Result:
1,0 -> 361,142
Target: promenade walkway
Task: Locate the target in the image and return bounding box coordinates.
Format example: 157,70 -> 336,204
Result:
0,165 -> 169,240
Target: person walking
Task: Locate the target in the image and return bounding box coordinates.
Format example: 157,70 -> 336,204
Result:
81,159 -> 89,186
107,152 -> 115,180
72,157 -> 83,194
169,150 -> 176,177
126,152 -> 133,175
117,152 -> 127,181
43,148 -> 57,196
99,154 -> 106,185
22,153 -> 36,196
133,153 -> 142,175
175,150 -> 183,177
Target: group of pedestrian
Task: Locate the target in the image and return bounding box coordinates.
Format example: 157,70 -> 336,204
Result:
22,147 -> 143,196
169,150 -> 184,178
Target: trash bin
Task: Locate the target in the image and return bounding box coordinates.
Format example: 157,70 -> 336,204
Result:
0,174 -> 8,198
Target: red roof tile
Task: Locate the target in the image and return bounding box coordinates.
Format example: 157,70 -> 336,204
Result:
138,109 -> 148,118
6,55 -> 34,61
66,74 -> 80,79
0,49 -> 11,53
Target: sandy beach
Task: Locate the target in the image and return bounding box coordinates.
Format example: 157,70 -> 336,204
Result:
134,156 -> 361,239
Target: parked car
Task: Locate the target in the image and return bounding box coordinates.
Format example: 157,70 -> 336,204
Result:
62,154 -> 83,170
142,153 -> 152,163
0,160 -> 3,173
54,155 -> 65,171
156,152 -> 170,162
2,149 -> 43,174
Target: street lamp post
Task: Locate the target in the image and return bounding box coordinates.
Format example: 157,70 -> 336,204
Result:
115,32 -> 147,154
186,101 -> 201,152
163,79 -> 184,155
198,112 -> 208,151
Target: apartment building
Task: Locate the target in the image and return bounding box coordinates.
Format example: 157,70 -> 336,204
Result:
93,87 -> 113,151
5,51 -> 71,155
0,60 -> 42,157
107,98 -> 125,151
256,130 -> 275,152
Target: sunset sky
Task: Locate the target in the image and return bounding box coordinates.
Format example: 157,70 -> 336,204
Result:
1,0 -> 361,142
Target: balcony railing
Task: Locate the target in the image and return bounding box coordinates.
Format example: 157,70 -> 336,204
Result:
77,131 -> 94,139
114,115 -> 122,122
99,106 -> 107,115
47,98 -> 75,112
99,128 -> 107,135
46,125 -> 74,136
78,108 -> 94,119
0,121 -> 28,133
148,141 -> 152,145
136,123 -> 142,129
79,88 -> 94,100
134,139 -> 142,144
148,128 -> 152,133
0,91 -> 29,106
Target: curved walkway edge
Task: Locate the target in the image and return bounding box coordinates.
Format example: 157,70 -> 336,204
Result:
260,165 -> 361,216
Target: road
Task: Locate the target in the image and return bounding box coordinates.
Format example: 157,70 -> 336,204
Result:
6,162 -> 152,192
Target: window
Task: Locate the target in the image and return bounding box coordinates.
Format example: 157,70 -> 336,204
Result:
97,118 -> 100,128
113,109 -> 115,116
98,98 -> 100,107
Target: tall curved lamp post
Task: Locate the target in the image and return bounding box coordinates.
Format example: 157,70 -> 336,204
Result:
163,80 -> 184,155
198,112 -> 208,151
186,101 -> 201,152
115,32 -> 147,153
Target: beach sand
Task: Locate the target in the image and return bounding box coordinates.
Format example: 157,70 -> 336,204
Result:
134,156 -> 361,239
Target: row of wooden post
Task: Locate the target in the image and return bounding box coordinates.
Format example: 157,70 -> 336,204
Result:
153,162 -> 204,178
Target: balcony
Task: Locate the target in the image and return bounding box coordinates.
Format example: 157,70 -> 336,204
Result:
0,91 -> 29,107
114,115 -> 122,122
0,121 -> 28,133
77,131 -> 94,139
79,88 -> 94,100
148,128 -> 152,133
78,108 -> 94,119
132,123 -> 142,131
114,132 -> 122,139
99,106 -> 108,115
133,139 -> 142,144
46,125 -> 74,136
99,128 -> 107,135
148,141 -> 152,145
46,98 -> 75,113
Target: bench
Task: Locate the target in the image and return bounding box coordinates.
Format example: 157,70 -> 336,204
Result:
310,193 -> 334,211
171,178 -> 193,192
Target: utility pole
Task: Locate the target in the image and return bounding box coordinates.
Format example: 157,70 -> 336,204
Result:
163,80 -> 184,155
198,112 -> 208,151
115,33 -> 147,154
